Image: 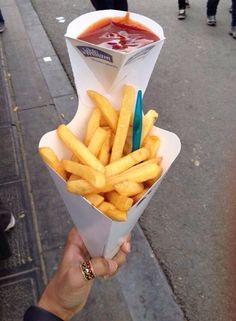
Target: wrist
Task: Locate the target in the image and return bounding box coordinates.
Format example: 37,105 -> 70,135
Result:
38,291 -> 73,321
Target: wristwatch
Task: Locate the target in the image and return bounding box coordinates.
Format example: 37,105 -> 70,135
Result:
24,306 -> 64,321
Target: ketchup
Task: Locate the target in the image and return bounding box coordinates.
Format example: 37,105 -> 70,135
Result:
77,13 -> 159,52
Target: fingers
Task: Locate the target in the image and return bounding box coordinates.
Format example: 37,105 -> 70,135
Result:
89,257 -> 118,277
65,226 -> 89,257
120,240 -> 131,254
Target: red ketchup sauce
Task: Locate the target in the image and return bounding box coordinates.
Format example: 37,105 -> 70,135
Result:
77,14 -> 159,52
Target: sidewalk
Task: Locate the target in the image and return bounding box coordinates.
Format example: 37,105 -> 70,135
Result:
0,0 -> 184,320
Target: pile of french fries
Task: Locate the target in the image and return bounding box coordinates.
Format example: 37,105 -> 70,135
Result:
39,84 -> 162,221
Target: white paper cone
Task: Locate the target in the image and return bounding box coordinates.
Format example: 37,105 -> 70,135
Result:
39,11 -> 181,258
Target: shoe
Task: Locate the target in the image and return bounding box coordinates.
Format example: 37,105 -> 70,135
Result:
178,9 -> 186,20
207,15 -> 216,26
0,21 -> 5,33
0,200 -> 15,232
229,26 -> 236,39
185,1 -> 190,8
5,214 -> 15,231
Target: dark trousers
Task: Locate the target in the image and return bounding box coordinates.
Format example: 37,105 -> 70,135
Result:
0,9 -> 4,23
0,230 -> 11,260
90,0 -> 128,11
232,0 -> 236,26
178,0 -> 186,10
207,0 -> 220,16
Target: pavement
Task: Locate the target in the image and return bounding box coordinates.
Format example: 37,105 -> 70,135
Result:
28,1 -> 236,320
0,0 -> 185,321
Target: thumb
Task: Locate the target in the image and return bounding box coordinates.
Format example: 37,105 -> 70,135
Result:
90,257 -> 118,277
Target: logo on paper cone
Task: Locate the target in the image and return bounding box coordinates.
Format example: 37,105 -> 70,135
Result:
77,46 -> 113,63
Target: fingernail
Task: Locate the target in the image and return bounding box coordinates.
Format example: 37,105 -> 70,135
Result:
107,260 -> 118,273
125,242 -> 131,253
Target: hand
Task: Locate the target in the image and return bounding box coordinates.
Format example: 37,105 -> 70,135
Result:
38,226 -> 131,321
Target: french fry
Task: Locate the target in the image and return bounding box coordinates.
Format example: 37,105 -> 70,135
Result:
110,85 -> 135,162
68,174 -> 80,181
106,208 -> 127,221
125,158 -> 161,173
85,194 -> 104,207
67,179 -> 113,196
145,167 -> 163,187
67,179 -> 96,195
143,135 -> 160,158
88,127 -> 107,157
87,90 -> 118,132
114,181 -> 144,197
106,191 -> 133,211
39,147 -> 67,180
98,128 -> 112,165
123,139 -> 132,155
84,107 -> 101,145
133,188 -> 149,203
57,124 -> 104,173
62,160 -> 105,188
140,110 -> 158,145
105,147 -> 150,177
107,163 -> 161,186
98,202 -> 127,221
98,201 -> 115,213
71,154 -> 80,162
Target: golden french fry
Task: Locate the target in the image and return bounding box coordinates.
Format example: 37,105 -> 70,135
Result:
39,147 -> 67,180
107,163 -> 161,185
68,174 -> 80,181
123,139 -> 132,155
98,201 -> 115,213
125,158 -> 161,173
143,135 -> 160,158
88,127 -> 107,157
110,85 -> 135,162
57,124 -> 104,173
62,160 -> 105,188
71,154 -> 80,162
133,188 -> 148,203
145,167 -> 163,187
141,110 -> 158,145
98,202 -> 127,221
106,208 -> 127,221
84,107 -> 102,145
114,181 -> 144,197
67,179 -> 113,196
105,147 -> 150,177
98,128 -> 112,165
106,191 -> 133,211
100,111 -> 119,126
87,90 -> 118,132
85,194 -> 104,207
67,179 -> 95,195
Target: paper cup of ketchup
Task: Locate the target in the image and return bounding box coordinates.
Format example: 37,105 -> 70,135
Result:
65,10 -> 165,106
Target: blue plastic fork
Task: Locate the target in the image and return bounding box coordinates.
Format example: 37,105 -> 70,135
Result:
132,90 -> 143,152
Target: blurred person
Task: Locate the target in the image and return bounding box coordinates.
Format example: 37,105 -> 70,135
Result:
90,0 -> 128,11
177,0 -> 190,20
0,200 -> 15,260
24,226 -> 131,321
0,9 -> 5,33
229,0 -> 236,38
206,0 -> 236,39
206,0 -> 220,26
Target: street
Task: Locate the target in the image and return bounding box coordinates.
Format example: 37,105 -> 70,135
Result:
1,0 -> 236,320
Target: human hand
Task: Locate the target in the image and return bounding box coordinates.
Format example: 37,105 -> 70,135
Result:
38,226 -> 131,321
